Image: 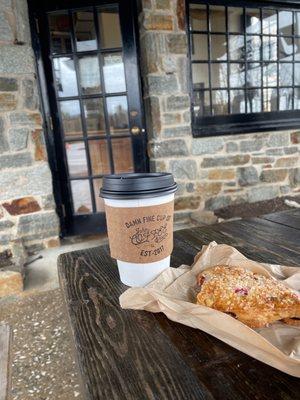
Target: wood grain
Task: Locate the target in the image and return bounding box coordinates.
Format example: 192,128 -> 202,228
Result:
261,209 -> 300,231
58,210 -> 300,400
0,324 -> 12,400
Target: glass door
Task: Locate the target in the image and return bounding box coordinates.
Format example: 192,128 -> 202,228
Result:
32,1 -> 147,235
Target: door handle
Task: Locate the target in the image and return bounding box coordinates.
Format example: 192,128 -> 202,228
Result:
131,126 -> 141,135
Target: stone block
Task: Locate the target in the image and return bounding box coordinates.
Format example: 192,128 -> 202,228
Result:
9,111 -> 42,126
266,148 -> 284,156
140,32 -> 166,74
0,12 -> 14,42
226,142 -> 238,153
163,125 -> 191,137
15,0 -> 32,44
141,0 -> 152,9
155,0 -> 171,9
2,196 -> 41,215
201,155 -> 250,168
0,271 -> 23,298
32,129 -> 47,161
274,157 -> 298,168
45,237 -> 60,248
22,79 -> 38,110
0,220 -> 14,231
186,182 -> 194,193
0,118 -> 9,154
267,132 -> 290,147
175,182 -> 186,195
240,138 -> 264,152
260,169 -> 288,183
177,0 -> 185,30
148,139 -> 188,158
0,45 -> 34,74
175,195 -> 201,211
0,163 -> 53,201
284,147 -> 298,154
162,112 -> 181,125
0,93 -> 17,111
41,194 -> 56,210
166,94 -> 190,110
8,127 -> 29,151
0,152 -> 32,169
142,13 -> 173,30
237,166 -> 259,186
291,131 -> 300,144
252,156 -> 275,164
0,233 -> 12,245
18,211 -> 59,236
169,159 -> 197,179
147,74 -> 178,95
190,210 -> 217,225
0,77 -> 18,91
144,96 -> 161,138
161,55 -> 177,73
177,57 -> 188,92
247,186 -> 278,203
192,137 -> 224,155
205,196 -> 232,210
183,110 -> 191,123
208,169 -> 235,180
149,159 -> 167,172
166,33 -> 187,54
280,185 -> 291,194
289,168 -> 300,187
196,182 -> 222,197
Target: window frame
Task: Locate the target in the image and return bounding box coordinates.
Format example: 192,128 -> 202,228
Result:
187,0 -> 300,137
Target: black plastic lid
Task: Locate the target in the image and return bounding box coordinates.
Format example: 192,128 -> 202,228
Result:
100,173 -> 177,199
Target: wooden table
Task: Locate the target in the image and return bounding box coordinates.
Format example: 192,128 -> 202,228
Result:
58,209 -> 300,400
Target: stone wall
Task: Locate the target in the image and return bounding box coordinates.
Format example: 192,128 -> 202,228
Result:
0,0 -> 59,283
139,0 -> 300,223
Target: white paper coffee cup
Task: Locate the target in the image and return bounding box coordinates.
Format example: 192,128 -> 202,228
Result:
100,173 -> 177,287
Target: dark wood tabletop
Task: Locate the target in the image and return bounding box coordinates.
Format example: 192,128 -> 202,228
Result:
58,209 -> 300,400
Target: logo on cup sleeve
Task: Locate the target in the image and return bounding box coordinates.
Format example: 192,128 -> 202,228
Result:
130,224 -> 168,246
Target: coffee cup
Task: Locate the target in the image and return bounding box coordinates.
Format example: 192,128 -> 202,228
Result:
100,173 -> 177,287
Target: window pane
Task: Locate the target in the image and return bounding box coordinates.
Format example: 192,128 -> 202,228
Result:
49,13 -> 72,54
295,12 -> 300,36
229,35 -> 245,60
263,88 -> 277,111
294,87 -> 300,109
279,37 -> 293,61
70,180 -> 92,214
93,179 -> 105,212
263,63 -> 277,87
66,141 -> 88,177
98,5 -> 122,48
106,96 -> 129,134
53,57 -> 78,97
212,90 -> 228,115
103,53 -> 126,93
230,90 -> 245,113
191,34 -> 208,60
89,140 -> 111,175
262,36 -> 277,61
295,63 -> 300,85
193,91 -> 210,117
246,89 -> 262,112
192,64 -> 209,88
246,36 -> 261,61
294,38 -> 300,61
60,100 -> 82,138
279,88 -> 293,110
83,98 -> 106,136
74,11 -> 97,51
211,35 -> 227,60
262,9 -> 277,35
246,8 -> 261,34
112,137 -> 134,173
211,63 -> 227,88
210,6 -> 225,32
279,11 -> 293,36
228,7 -> 244,33
279,63 -> 293,86
230,64 -> 245,88
247,63 -> 261,87
78,56 -> 101,95
189,3 -> 207,31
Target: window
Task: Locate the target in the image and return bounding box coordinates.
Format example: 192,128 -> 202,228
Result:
188,1 -> 300,136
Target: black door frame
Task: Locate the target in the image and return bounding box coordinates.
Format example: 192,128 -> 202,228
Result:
27,0 -> 148,237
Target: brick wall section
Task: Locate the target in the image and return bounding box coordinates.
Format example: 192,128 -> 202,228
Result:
139,0 -> 300,223
0,0 -> 59,268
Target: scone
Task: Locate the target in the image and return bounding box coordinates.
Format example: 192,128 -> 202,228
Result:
196,265 -> 300,328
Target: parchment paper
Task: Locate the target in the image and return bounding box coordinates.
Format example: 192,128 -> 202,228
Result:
120,242 -> 300,377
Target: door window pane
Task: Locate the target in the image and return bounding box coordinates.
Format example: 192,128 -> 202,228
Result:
210,5 -> 225,32
263,63 -> 277,87
71,180 -> 92,214
247,63 -> 261,87
74,11 -> 97,51
60,100 -> 82,138
211,63 -> 227,88
262,9 -> 277,35
295,63 -> 300,85
246,36 -> 261,61
111,138 -> 134,173
263,88 -> 277,111
98,6 -> 122,48
192,64 -> 209,88
83,98 -> 106,136
279,11 -> 293,35
103,53 -> 126,93
191,34 -> 208,60
89,140 -> 111,175
66,141 -> 88,177
246,89 -> 262,112
193,91 -> 210,117
78,56 -> 101,94
228,7 -> 244,33
93,179 -> 105,212
106,96 -> 129,134
229,35 -> 245,60
263,36 -> 277,61
230,90 -> 245,113
279,63 -> 293,86
230,64 -> 245,88
294,87 -> 300,109
279,88 -> 293,110
294,38 -> 300,60
49,12 -> 72,54
53,57 -> 78,97
246,8 -> 261,34
189,3 -> 207,31
279,37 -> 293,61
211,35 -> 227,60
212,90 -> 228,115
